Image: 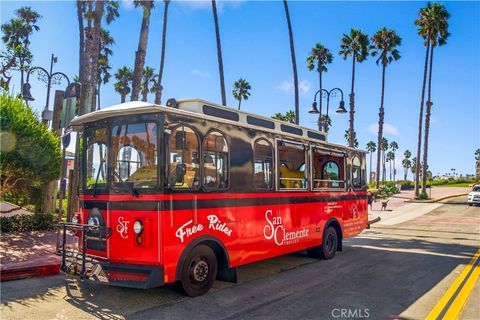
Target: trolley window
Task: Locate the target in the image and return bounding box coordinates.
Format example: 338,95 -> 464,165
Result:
352,156 -> 362,189
85,128 -> 108,190
277,141 -> 306,189
253,139 -> 273,189
312,148 -> 345,189
111,122 -> 158,190
168,125 -> 200,189
203,131 -> 229,190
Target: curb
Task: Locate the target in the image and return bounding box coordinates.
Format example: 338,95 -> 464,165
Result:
0,255 -> 60,282
405,193 -> 468,203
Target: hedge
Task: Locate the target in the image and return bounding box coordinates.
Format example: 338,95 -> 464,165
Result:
0,213 -> 57,233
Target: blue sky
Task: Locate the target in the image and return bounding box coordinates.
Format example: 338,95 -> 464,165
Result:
1,0 -> 479,177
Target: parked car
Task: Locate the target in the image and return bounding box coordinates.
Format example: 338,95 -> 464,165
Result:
467,185 -> 480,206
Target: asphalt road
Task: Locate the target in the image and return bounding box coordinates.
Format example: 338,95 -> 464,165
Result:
1,197 -> 479,320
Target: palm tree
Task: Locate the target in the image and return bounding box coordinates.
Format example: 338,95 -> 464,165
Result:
475,148 -> 480,179
421,3 -> 450,195
155,0 -> 170,104
344,129 -> 359,148
307,43 -> 333,131
141,66 -> 157,102
212,0 -> 226,106
114,66 -> 133,103
380,137 -> 389,184
371,28 -> 401,188
1,6 -> 42,90
386,151 -> 395,181
339,29 -> 370,147
283,0 -> 299,124
97,28 -> 114,110
272,111 -> 296,123
131,0 -> 154,101
403,149 -> 412,180
390,141 -> 398,183
366,141 -> 377,184
232,78 -> 251,110
411,157 -> 417,179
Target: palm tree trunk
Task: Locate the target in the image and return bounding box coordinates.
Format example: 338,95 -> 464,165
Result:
131,3 -> 152,101
369,151 -> 372,184
375,62 -> 386,188
422,44 -> 435,195
121,93 -> 126,103
404,167 -> 407,181
97,81 -> 101,110
283,0 -> 299,125
238,98 -> 241,110
318,68 -> 323,131
212,0 -> 226,106
414,39 -> 431,197
142,87 -> 148,102
349,52 -> 356,147
155,0 -> 170,105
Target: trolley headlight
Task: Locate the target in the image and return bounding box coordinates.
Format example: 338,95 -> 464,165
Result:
72,215 -> 79,224
133,220 -> 144,235
88,216 -> 99,226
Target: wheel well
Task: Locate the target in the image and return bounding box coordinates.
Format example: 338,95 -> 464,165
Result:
175,236 -> 231,281
326,219 -> 343,251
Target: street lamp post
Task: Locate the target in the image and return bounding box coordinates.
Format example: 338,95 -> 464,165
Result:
309,87 -> 347,132
22,54 -> 70,126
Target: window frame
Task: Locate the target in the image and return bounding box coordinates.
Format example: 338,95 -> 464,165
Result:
311,147 -> 347,192
166,123 -> 201,191
253,138 -> 274,190
351,154 -> 363,190
202,129 -> 230,192
275,138 -> 308,191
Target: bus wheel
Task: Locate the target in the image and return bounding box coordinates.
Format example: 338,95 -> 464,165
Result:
180,244 -> 217,297
307,226 -> 338,260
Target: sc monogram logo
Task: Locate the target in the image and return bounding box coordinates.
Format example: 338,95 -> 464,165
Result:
116,217 -> 129,239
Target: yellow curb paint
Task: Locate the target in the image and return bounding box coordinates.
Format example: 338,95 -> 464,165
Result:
443,262 -> 480,319
425,250 -> 480,320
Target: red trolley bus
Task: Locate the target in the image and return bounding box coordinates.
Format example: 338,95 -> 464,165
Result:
61,98 -> 368,296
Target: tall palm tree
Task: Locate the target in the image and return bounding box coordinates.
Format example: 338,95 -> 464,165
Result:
386,151 -> 394,181
272,111 -> 296,123
283,0 -> 299,124
344,129 -> 358,148
421,3 -> 450,195
380,137 -> 389,184
403,149 -> 412,180
411,157 -> 418,179
114,66 -> 133,103
371,28 -> 401,188
131,0 -> 154,101
155,0 -> 170,104
212,0 -> 226,106
366,141 -> 377,184
475,148 -> 480,179
97,28 -> 114,110
339,29 -> 370,147
390,141 -> 398,183
232,78 -> 251,110
141,66 -> 157,102
307,43 -> 333,131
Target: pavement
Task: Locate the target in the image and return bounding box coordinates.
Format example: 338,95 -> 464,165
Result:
1,196 -> 478,319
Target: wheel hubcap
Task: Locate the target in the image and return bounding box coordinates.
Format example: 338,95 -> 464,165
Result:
190,258 -> 209,282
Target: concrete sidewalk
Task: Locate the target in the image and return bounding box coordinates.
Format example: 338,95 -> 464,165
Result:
0,231 -> 61,281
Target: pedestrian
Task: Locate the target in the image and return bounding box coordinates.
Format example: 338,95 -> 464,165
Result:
367,191 -> 373,211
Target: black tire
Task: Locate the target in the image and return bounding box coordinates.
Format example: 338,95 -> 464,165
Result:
180,244 -> 217,297
307,226 -> 338,260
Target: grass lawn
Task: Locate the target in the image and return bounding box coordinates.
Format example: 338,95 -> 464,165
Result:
434,183 -> 472,188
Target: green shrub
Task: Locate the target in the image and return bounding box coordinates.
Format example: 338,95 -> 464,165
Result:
419,192 -> 429,200
0,213 -> 57,233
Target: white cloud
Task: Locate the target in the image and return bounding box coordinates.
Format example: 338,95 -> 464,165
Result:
277,79 -> 311,95
299,80 -> 311,94
191,69 -> 211,78
368,123 -> 400,136
277,80 -> 293,93
121,0 -> 135,10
